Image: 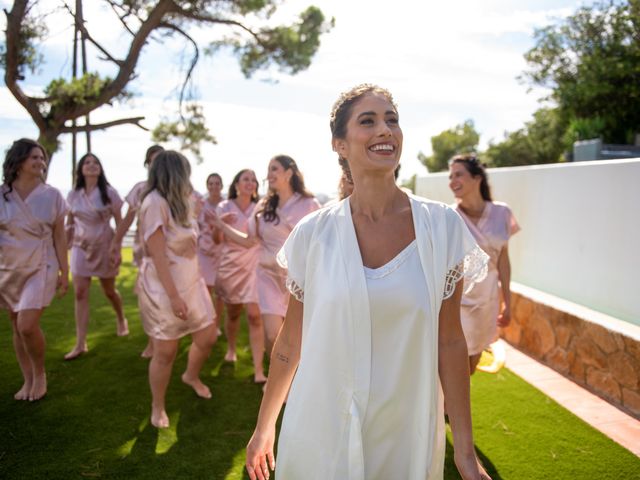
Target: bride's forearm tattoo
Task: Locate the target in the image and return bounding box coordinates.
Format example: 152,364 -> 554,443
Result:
276,352 -> 289,364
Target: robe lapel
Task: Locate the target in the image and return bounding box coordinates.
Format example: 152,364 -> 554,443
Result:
457,203 -> 490,248
334,200 -> 371,480
10,186 -> 44,237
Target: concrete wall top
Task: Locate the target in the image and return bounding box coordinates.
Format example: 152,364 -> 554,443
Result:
415,158 -> 640,326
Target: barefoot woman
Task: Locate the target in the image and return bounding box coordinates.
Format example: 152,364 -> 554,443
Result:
0,138 -> 68,401
137,150 -> 217,428
65,153 -> 128,359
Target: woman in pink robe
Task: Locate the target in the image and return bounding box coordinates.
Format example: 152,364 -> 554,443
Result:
213,169 -> 266,383
0,139 -> 69,401
64,153 -> 127,360
449,154 -> 520,373
213,156 -> 320,355
197,173 -> 224,322
137,150 -> 217,428
110,144 -> 164,358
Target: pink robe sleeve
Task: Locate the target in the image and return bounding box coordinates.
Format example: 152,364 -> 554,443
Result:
108,186 -> 123,216
140,196 -> 170,244
507,207 -> 520,237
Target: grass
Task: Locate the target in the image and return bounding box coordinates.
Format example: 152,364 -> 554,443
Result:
0,250 -> 638,479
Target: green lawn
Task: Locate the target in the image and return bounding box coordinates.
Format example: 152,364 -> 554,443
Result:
0,251 -> 638,479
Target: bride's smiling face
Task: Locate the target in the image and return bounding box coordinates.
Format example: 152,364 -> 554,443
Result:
333,92 -> 403,179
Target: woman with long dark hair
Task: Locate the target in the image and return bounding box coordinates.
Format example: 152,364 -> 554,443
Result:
137,150 -> 217,428
245,85 -> 491,480
64,153 -> 127,360
213,169 -> 266,383
1,138 -> 68,400
211,156 -> 320,355
449,154 -> 520,373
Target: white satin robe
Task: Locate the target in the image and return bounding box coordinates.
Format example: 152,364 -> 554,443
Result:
275,195 -> 488,480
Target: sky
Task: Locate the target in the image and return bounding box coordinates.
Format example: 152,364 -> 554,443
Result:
0,0 -> 586,199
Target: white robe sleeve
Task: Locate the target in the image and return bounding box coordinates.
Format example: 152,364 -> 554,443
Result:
443,207 -> 489,299
276,214 -> 314,302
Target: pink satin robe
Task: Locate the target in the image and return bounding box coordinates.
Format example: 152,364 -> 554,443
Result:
67,186 -> 123,278
249,193 -> 320,316
455,201 -> 520,355
197,198 -> 223,287
0,184 -> 67,312
136,190 -> 214,340
124,181 -> 147,266
214,199 -> 259,305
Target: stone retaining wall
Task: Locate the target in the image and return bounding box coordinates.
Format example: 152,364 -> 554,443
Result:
501,285 -> 640,419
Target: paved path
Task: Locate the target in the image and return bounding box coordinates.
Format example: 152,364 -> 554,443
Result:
501,340 -> 640,457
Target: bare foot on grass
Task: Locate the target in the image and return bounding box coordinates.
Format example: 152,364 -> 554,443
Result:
64,345 -> 88,360
224,350 -> 237,362
140,342 -> 153,359
29,373 -> 47,401
181,374 -> 212,399
14,381 -> 32,400
151,406 -> 170,428
117,318 -> 129,337
254,373 -> 267,384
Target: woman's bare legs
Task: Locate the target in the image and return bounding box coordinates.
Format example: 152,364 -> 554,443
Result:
99,277 -> 128,336
149,338 -> 179,428
207,286 -> 224,335
11,311 -> 31,400
262,314 -> 284,357
65,276 -> 91,360
469,353 -> 482,375
141,338 -> 154,358
224,303 -> 243,362
182,324 -> 218,399
246,302 -> 266,383
12,309 -> 47,400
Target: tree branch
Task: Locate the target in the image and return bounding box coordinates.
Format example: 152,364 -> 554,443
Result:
60,1 -> 123,66
3,0 -> 47,132
60,0 -> 177,121
173,6 -> 263,44
59,116 -> 148,133
159,21 -> 199,116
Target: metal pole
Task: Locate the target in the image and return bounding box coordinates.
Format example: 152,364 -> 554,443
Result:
77,0 -> 91,152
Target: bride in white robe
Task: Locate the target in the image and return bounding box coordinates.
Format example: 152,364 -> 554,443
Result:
244,85 -> 492,480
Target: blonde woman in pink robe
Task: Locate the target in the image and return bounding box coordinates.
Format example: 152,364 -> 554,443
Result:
213,169 -> 266,383
137,150 -> 217,428
64,153 -> 127,360
197,173 -> 225,322
211,156 -> 320,355
449,154 -> 520,374
0,138 -> 69,401
110,144 -> 164,358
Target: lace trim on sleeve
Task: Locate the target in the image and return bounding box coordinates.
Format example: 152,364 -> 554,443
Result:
285,277 -> 304,302
443,245 -> 489,300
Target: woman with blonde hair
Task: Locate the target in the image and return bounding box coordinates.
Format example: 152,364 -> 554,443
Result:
137,150 -> 217,428
245,85 -> 491,480
1,138 -> 68,401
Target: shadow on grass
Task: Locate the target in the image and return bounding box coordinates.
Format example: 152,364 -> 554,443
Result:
445,437 -> 503,480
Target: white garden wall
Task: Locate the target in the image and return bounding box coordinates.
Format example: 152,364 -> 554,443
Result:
415,159 -> 640,326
